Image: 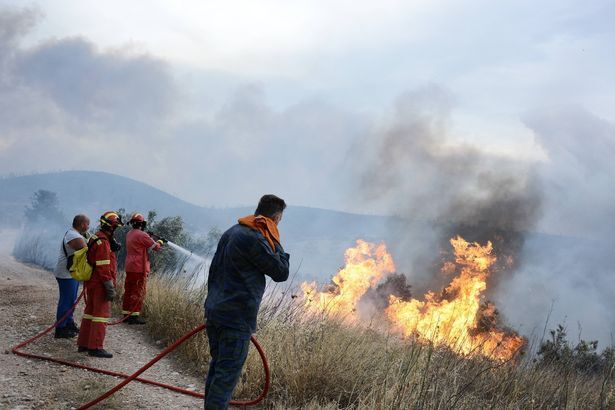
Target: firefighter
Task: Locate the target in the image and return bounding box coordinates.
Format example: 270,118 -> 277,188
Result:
76,211 -> 123,358
122,213 -> 165,325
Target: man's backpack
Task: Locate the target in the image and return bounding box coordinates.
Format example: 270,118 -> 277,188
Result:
62,232 -> 93,281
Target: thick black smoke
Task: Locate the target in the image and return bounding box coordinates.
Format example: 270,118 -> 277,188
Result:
358,273 -> 412,317
354,89 -> 615,348
355,85 -> 542,293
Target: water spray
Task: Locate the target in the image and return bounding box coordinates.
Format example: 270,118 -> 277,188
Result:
148,231 -> 207,265
156,239 -> 209,286
166,241 -> 206,264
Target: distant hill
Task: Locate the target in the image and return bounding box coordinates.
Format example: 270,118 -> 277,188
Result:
0,171 -> 241,229
0,171 -> 392,279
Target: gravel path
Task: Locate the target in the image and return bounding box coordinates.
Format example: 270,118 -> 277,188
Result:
0,230 -> 205,409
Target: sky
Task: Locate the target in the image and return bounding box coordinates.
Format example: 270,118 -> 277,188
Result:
0,0 -> 614,219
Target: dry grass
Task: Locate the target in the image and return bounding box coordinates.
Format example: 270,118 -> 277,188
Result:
122,276 -> 613,409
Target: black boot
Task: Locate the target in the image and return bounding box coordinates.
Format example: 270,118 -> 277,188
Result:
126,316 -> 146,325
54,327 -> 77,339
88,349 -> 113,358
67,321 -> 80,333
77,346 -> 88,352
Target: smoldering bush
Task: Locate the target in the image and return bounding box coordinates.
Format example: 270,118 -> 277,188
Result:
13,189 -> 67,270
13,225 -> 64,270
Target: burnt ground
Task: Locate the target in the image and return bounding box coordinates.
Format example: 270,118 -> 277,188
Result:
0,230 -> 205,409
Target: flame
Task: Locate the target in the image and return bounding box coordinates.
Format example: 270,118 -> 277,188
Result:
301,240 -> 395,318
386,236 -> 524,361
300,236 -> 524,361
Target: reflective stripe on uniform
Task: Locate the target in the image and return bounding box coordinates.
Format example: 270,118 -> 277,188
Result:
95,260 -> 111,266
90,234 -> 103,246
122,310 -> 141,316
82,314 -> 108,323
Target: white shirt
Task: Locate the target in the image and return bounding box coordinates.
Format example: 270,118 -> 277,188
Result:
54,228 -> 85,279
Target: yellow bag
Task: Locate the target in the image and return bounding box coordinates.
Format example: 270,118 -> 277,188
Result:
68,246 -> 93,281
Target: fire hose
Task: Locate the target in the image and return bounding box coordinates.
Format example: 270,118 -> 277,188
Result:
11,289 -> 271,409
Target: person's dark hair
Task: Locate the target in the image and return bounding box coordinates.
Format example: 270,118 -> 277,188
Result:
72,214 -> 88,228
255,195 -> 286,218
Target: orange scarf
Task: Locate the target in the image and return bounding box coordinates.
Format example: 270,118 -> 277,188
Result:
238,215 -> 281,252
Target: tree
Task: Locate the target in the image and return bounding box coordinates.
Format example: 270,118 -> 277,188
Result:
24,190 -> 66,225
537,324 -> 612,376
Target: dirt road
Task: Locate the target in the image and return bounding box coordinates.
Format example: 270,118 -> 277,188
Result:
0,230 -> 204,409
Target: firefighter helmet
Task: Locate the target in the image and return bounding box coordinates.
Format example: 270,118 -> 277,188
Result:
130,213 -> 146,223
100,211 -> 123,229
129,212 -> 147,229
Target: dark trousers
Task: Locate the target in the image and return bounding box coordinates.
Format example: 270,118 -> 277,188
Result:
56,278 -> 80,328
204,323 -> 251,410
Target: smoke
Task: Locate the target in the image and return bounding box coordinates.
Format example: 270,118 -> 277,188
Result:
494,106 -> 615,347
0,5 -> 179,190
13,221 -> 66,271
355,85 -> 542,292
354,90 -> 614,347
357,273 -> 412,319
0,5 -> 364,209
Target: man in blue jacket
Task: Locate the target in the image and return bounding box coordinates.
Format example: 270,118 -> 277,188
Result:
204,194 -> 290,409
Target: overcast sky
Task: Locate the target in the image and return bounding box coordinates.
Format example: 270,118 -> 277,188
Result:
1,0 -> 614,219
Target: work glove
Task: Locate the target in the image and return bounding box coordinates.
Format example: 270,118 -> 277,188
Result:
156,239 -> 165,246
103,280 -> 117,301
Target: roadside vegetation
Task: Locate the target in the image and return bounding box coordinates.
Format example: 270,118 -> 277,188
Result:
137,274 -> 614,409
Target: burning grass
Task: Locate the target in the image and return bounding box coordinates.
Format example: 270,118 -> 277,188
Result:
132,274 -> 613,409
302,236 -> 525,362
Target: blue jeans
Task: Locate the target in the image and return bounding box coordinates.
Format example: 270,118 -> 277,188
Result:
204,322 -> 251,410
56,278 -> 80,328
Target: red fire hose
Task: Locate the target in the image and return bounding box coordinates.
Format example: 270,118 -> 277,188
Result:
11,289 -> 270,408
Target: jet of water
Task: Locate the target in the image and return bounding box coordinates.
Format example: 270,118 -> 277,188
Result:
166,241 -> 206,264
164,241 -> 209,287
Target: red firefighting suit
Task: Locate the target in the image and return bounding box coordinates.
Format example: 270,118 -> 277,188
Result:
77,230 -> 117,350
122,229 -> 161,317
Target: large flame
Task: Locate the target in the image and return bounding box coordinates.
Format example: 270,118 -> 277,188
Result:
386,236 -> 524,361
301,236 -> 524,361
301,240 -> 395,318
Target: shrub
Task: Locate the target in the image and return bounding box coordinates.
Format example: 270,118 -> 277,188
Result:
537,324 -> 615,376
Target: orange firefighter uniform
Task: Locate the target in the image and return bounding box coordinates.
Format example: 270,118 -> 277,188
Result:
77,229 -> 117,351
122,228 -> 161,318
